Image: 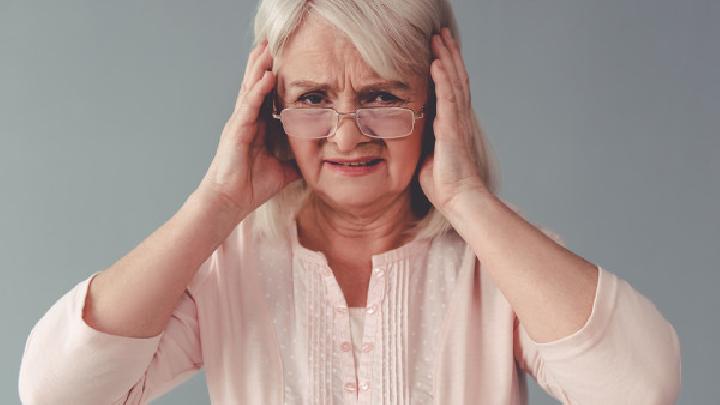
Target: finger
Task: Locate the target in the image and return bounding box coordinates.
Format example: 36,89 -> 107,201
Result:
245,41 -> 274,93
418,153 -> 435,197
441,27 -> 471,105
239,39 -> 268,94
235,44 -> 266,112
235,69 -> 275,126
430,58 -> 459,141
235,50 -> 274,113
431,33 -> 464,109
420,152 -> 434,177
236,40 -> 269,112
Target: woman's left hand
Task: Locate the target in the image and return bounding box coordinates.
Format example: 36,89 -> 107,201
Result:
419,27 -> 488,215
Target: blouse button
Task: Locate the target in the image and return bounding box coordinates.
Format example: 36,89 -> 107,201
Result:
339,341 -> 352,352
372,267 -> 383,274
344,382 -> 357,392
359,381 -> 370,391
366,305 -> 377,315
361,342 -> 374,352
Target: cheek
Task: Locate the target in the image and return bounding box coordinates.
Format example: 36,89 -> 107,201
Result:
288,139 -> 321,179
386,135 -> 423,185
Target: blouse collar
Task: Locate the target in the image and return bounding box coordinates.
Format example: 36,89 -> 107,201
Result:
287,215 -> 433,269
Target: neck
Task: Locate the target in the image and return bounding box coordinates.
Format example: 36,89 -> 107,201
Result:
296,190 -> 417,257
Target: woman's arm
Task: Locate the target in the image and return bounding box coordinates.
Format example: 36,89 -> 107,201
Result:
81,35 -> 294,340
18,189 -> 239,404
513,265 -> 682,404
19,37 -> 293,403
424,27 -> 681,403
447,188 -> 681,404
445,188 -> 598,343
424,29 -> 597,339
83,187 -> 241,339
19,272 -> 208,405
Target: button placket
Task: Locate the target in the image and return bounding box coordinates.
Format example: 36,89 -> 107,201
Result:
321,266 -> 360,400
355,266 -> 386,403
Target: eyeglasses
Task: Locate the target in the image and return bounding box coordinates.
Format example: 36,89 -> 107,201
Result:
271,105 -> 425,139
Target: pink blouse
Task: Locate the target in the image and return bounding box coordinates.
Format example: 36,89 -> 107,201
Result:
18,213 -> 682,404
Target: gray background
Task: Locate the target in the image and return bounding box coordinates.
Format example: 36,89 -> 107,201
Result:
2,0 -> 717,403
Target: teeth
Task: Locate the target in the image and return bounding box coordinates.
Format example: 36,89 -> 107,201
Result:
333,160 -> 375,166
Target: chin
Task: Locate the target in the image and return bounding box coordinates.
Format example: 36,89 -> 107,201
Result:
315,183 -> 386,209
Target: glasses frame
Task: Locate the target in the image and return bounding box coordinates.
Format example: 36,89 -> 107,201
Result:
271,101 -> 425,139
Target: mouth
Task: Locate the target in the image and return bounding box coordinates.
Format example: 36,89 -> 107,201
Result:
323,158 -> 384,167
322,157 -> 385,176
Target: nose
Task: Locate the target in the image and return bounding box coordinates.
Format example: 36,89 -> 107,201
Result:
327,110 -> 371,152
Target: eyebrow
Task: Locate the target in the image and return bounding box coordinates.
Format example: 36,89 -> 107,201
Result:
287,79 -> 410,93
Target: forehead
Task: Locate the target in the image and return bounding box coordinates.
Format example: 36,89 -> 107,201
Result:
277,14 -> 425,93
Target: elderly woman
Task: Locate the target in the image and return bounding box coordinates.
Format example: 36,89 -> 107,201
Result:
19,1 -> 681,404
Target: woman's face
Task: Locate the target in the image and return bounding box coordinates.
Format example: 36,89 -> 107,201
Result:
275,14 -> 428,210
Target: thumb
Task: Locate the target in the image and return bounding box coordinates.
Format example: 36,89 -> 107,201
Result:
418,153 -> 435,197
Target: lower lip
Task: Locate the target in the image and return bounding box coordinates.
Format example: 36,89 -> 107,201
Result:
323,160 -> 384,176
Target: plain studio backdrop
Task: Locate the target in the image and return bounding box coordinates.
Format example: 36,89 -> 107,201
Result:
1,1 -> 717,403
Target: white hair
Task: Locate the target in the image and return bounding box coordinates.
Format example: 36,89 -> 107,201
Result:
249,0 -> 500,241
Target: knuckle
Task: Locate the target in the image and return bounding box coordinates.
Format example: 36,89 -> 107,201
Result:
249,45 -> 261,59
232,103 -> 249,123
237,88 -> 250,101
233,104 -> 249,119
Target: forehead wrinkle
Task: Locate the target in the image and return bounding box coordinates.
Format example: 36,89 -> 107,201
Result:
280,47 -> 411,96
287,79 -> 410,93
277,17 -> 423,100
281,58 -> 382,96
280,44 -> 386,95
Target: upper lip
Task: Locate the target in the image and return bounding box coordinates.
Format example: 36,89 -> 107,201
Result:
323,156 -> 383,163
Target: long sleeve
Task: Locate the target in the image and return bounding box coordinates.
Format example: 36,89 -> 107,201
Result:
18,268 -> 205,405
513,265 -> 682,404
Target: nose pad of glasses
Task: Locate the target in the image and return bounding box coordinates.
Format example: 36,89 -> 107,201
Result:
330,113 -> 367,140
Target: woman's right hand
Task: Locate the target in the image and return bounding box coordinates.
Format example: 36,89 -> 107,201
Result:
196,39 -> 300,220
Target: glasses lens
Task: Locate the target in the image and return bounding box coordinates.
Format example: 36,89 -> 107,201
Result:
357,108 -> 414,138
280,109 -> 335,138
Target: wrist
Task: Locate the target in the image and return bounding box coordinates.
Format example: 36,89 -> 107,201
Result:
187,186 -> 249,227
442,185 -> 497,232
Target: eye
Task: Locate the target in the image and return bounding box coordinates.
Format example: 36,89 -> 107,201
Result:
365,91 -> 404,105
296,92 -> 326,105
